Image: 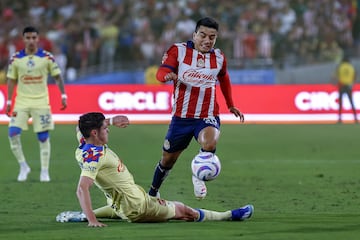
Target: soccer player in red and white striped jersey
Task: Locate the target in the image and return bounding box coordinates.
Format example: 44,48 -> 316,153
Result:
149,17 -> 244,199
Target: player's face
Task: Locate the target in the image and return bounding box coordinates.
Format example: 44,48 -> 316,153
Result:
95,121 -> 109,145
23,32 -> 39,52
193,26 -> 218,53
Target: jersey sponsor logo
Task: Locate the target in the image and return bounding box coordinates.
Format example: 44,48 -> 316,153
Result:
78,162 -> 97,172
20,75 -> 43,84
182,69 -> 215,87
82,146 -> 103,163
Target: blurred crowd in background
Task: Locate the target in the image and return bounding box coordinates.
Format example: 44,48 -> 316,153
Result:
0,0 -> 360,82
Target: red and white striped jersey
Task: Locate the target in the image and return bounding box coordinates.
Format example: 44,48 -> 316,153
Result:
160,41 -> 233,119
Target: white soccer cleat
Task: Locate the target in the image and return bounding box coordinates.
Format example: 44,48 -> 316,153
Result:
17,166 -> 31,182
56,211 -> 87,223
192,175 -> 207,199
40,169 -> 50,182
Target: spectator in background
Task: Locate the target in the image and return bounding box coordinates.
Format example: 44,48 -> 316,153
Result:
79,20 -> 101,71
257,25 -> 272,63
353,12 -> 360,55
52,44 -> 67,81
98,17 -> 119,72
38,28 -> 54,52
0,35 -> 10,70
335,55 -> 358,123
242,25 -> 257,59
1,0 -> 360,75
139,29 -> 157,65
175,12 -> 197,40
318,36 -> 343,63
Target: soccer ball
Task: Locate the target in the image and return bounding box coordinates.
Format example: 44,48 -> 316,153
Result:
191,152 -> 221,181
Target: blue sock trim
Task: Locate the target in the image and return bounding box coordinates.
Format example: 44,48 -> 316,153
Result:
8,126 -> 22,137
37,131 -> 49,142
196,209 -> 205,222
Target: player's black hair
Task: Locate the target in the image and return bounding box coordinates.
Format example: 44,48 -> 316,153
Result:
23,26 -> 39,35
78,112 -> 105,138
195,17 -> 219,32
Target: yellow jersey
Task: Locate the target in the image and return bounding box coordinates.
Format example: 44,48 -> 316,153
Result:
75,132 -> 148,220
6,48 -> 61,108
337,62 -> 355,85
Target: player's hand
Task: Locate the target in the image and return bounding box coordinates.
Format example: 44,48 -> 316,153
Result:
60,97 -> 67,110
87,220 -> 107,227
229,106 -> 244,123
5,103 -> 11,117
111,115 -> 130,128
164,72 -> 177,82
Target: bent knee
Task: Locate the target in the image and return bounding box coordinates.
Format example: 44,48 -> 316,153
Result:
8,126 -> 22,137
37,131 -> 49,142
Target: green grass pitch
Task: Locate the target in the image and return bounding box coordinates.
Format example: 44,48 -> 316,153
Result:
0,123 -> 359,240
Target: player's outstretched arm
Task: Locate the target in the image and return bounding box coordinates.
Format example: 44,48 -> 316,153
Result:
107,115 -> 130,128
77,176 -> 107,227
229,106 -> 245,123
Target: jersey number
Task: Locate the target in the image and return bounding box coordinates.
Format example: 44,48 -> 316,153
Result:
40,114 -> 51,125
204,117 -> 218,126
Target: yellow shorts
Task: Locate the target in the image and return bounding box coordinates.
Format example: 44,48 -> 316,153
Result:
9,107 -> 54,133
127,195 -> 176,223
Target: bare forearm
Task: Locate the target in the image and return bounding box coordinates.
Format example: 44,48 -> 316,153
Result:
76,187 -> 97,222
53,75 -> 66,94
7,78 -> 15,100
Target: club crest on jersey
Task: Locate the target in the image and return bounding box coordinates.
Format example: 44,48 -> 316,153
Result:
197,58 -> 205,68
82,145 -> 103,163
163,139 -> 170,150
27,58 -> 35,68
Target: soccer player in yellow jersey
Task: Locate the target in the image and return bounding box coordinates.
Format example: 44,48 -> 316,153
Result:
336,55 -> 358,123
56,112 -> 253,226
5,26 -> 67,182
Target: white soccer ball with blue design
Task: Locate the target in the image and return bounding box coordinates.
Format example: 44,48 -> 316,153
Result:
191,152 -> 221,181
